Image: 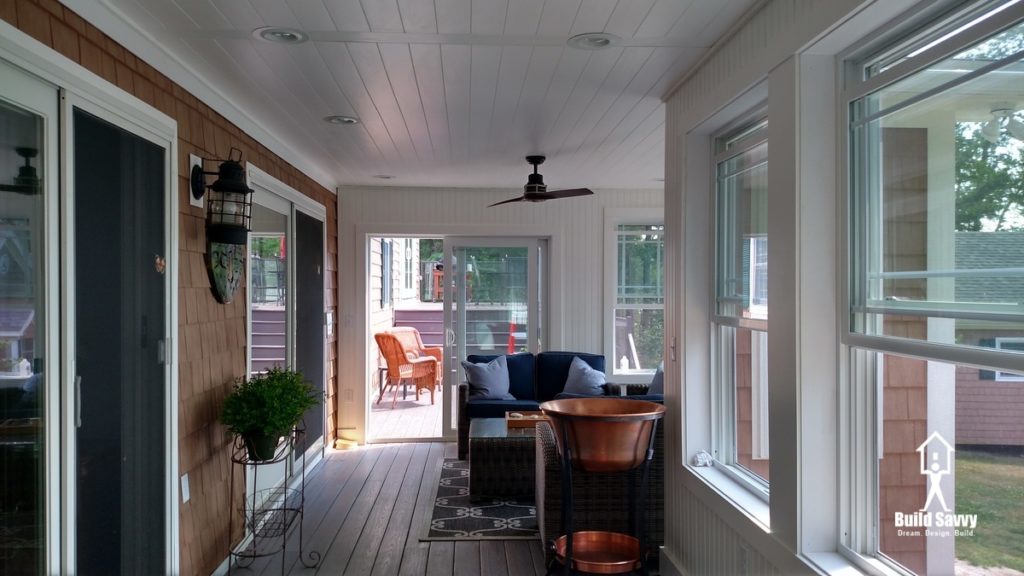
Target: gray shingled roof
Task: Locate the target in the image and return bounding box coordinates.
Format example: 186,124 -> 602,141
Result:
955,232 -> 1024,303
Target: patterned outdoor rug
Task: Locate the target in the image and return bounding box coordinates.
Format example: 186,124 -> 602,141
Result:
421,458 -> 538,541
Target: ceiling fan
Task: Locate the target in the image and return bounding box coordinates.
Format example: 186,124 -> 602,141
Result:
488,155 -> 593,207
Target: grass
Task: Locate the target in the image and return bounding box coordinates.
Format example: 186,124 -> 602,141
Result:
956,450 -> 1024,572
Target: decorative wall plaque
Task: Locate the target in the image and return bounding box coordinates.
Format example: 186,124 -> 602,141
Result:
206,241 -> 245,304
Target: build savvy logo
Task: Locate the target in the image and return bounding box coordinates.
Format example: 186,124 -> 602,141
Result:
894,432 -> 978,537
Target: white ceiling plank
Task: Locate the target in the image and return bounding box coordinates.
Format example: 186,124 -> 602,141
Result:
564,46 -> 679,160
409,44 -> 451,163
285,0 -> 337,32
316,42 -> 405,163
435,0 -> 472,34
207,0 -> 265,31
361,0 -> 405,33
100,0 -> 756,188
488,45 -> 533,156
246,0 -> 301,27
509,45 -> 563,148
553,47 -> 654,156
633,0 -> 692,39
171,0 -> 232,31
536,0 -> 582,38
540,47 -> 622,151
603,0 -> 658,38
347,42 -> 419,161
379,43 -> 435,160
323,0 -> 371,32
567,0 -> 617,36
396,0 -> 438,34
441,44 -> 472,162
126,0 -> 197,32
503,0 -> 545,35
468,44 -> 502,158
471,0 -> 508,36
693,0 -> 753,45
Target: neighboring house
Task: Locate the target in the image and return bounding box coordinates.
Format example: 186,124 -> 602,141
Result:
955,231 -> 1024,447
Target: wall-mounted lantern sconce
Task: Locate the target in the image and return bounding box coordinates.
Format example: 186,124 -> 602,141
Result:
0,147 -> 41,195
190,147 -> 254,245
190,147 -> 253,304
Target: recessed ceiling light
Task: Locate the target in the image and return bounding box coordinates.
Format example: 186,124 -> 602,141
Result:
253,27 -> 308,44
373,174 -> 394,180
567,32 -> 620,50
324,115 -> 360,125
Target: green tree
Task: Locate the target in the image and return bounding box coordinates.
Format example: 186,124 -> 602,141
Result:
955,123 -> 1024,231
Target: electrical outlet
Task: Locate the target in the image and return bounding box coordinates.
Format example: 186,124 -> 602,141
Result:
181,473 -> 190,504
188,154 -> 204,209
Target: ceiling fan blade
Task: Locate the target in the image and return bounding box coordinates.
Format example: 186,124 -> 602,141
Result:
545,187 -> 594,199
488,196 -> 527,207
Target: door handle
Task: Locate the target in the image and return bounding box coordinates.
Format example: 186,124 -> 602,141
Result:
75,375 -> 82,428
445,328 -> 455,346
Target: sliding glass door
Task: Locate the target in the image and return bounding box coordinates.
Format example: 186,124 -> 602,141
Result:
441,238 -> 545,439
0,58 -> 58,576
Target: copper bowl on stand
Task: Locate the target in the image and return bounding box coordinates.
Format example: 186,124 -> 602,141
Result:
539,398 -> 665,473
552,531 -> 641,574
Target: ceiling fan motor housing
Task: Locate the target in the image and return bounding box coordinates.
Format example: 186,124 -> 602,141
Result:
524,171 -> 546,194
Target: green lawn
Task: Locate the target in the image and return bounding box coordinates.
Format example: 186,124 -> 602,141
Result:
956,450 -> 1024,572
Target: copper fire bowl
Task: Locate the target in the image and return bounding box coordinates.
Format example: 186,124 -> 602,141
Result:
539,398 -> 665,473
553,531 -> 642,574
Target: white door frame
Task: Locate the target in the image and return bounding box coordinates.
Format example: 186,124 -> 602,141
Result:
246,164 -> 327,465
0,20 -> 179,575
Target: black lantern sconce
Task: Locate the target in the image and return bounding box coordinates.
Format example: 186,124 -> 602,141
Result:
189,147 -> 254,245
190,147 -> 253,304
0,147 -> 41,195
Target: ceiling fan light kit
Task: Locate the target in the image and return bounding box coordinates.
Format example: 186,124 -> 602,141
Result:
488,155 -> 594,207
980,102 -> 1022,144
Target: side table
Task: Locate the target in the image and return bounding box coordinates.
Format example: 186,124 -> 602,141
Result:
468,418 -> 536,500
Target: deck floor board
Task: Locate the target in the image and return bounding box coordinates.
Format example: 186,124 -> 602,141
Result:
228,442 -> 546,576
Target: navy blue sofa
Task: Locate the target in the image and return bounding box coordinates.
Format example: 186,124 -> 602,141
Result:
457,351 -> 604,459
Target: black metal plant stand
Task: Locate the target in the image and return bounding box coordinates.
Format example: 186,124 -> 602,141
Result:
548,418 -> 659,576
228,425 -> 320,574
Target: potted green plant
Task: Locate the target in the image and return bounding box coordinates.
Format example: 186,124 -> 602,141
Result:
220,367 -> 320,461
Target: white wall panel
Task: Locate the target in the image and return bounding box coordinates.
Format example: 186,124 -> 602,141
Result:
336,186 -> 662,443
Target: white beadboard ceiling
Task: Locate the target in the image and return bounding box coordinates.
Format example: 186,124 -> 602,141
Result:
96,0 -> 756,190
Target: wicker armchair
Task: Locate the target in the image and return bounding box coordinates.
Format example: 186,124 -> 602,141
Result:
388,326 -> 443,388
374,332 -> 437,408
534,419 -> 664,563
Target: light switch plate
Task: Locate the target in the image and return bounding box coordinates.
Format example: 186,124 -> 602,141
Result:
188,154 -> 204,209
181,473 -> 190,503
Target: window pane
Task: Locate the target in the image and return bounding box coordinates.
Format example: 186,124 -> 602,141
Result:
869,350 -> 1024,576
734,327 -> 769,482
850,21 -> 1024,346
613,308 -> 663,373
617,225 -> 664,305
717,141 -> 768,320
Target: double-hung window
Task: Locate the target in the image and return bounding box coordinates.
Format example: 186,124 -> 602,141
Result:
713,120 -> 770,487
611,223 -> 664,376
845,3 -> 1024,574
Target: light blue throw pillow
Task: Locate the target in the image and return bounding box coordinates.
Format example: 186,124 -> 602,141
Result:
461,355 -> 515,400
562,356 -> 606,396
648,362 -> 665,395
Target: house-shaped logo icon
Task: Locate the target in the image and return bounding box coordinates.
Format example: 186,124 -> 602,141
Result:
917,431 -> 954,512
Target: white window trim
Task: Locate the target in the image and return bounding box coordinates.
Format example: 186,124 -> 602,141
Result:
604,208 -> 664,383
994,337 -> 1024,381
401,238 -> 416,297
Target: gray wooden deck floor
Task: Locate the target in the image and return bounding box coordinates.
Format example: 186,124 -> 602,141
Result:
234,442 -> 549,576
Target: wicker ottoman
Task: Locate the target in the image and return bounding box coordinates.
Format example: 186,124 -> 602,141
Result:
468,418 -> 536,500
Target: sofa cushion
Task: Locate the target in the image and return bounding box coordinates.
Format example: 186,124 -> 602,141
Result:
467,352 -> 535,400
461,355 -> 514,400
648,362 -> 665,395
535,352 -> 605,402
464,399 -> 541,419
562,356 -> 606,396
